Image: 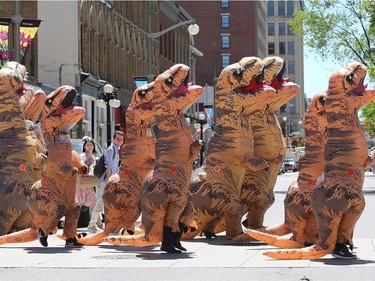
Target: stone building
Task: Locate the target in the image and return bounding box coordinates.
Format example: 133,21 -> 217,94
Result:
176,0 -> 307,140
1,1 -> 201,149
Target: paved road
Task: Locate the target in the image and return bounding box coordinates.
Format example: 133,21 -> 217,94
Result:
1,172 -> 375,281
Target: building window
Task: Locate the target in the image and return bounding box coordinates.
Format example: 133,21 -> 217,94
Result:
279,42 -> 285,54
288,60 -> 295,74
287,1 -> 294,15
267,1 -> 274,16
222,55 -> 230,68
287,24 -> 294,35
278,23 -> 286,35
221,15 -> 230,28
268,23 -> 275,35
221,0 -> 229,8
221,35 -> 230,49
268,42 -> 275,55
287,42 -> 294,55
278,1 -> 285,16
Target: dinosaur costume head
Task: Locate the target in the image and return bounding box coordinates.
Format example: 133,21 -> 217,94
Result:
128,82 -> 155,122
153,64 -> 202,115
263,56 -> 284,83
0,61 -> 26,94
329,61 -> 367,96
41,86 -> 85,144
216,57 -> 263,92
262,56 -> 286,89
153,64 -> 203,133
215,57 -> 263,135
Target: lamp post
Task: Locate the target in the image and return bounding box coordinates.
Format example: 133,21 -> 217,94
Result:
282,116 -> 288,136
198,113 -> 206,166
147,18 -> 200,81
96,84 -> 121,147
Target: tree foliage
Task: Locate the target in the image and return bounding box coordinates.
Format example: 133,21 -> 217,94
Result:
290,0 -> 375,136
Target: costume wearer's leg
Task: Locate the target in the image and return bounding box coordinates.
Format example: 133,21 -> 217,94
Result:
63,203 -> 81,239
88,182 -> 105,228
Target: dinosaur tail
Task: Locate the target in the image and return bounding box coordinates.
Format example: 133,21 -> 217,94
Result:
256,223 -> 291,236
263,244 -> 332,260
244,229 -> 302,248
77,231 -> 108,246
102,234 -> 161,247
118,227 -> 145,236
0,228 -> 38,245
232,223 -> 291,242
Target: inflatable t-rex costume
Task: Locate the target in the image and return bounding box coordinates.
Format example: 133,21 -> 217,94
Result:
264,61 -> 375,260
210,57 -> 300,237
103,64 -> 203,253
0,61 -> 45,235
183,57 -> 269,240
239,56 -> 300,230
244,91 -> 327,247
78,83 -> 156,246
0,85 -> 87,247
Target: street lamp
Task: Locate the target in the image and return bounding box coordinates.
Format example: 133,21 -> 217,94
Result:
96,83 -> 121,147
198,113 -> 206,166
282,116 -> 287,136
147,20 -> 199,39
147,19 -> 200,81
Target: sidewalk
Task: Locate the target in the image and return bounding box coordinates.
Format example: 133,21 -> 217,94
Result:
1,172 -> 375,280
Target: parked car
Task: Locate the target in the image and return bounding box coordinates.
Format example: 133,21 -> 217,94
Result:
283,158 -> 298,172
71,137 -> 104,162
278,162 -> 286,175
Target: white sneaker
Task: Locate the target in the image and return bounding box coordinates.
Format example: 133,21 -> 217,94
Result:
87,225 -> 98,232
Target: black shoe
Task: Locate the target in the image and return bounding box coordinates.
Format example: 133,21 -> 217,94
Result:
173,242 -> 187,251
332,243 -> 357,259
161,226 -> 181,254
160,243 -> 181,254
37,229 -> 48,247
65,237 -> 84,248
173,222 -> 187,251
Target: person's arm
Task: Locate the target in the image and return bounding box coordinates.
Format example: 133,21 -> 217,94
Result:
79,152 -> 87,165
104,147 -> 114,180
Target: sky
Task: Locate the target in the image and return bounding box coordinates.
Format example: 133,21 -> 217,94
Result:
303,48 -> 341,98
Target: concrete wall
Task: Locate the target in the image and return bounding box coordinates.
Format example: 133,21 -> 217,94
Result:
37,1 -> 79,88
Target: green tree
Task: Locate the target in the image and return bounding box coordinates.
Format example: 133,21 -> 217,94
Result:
290,0 -> 375,136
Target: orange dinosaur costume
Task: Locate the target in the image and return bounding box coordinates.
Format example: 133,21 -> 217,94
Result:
0,85 -> 87,247
183,57 -> 269,240
103,64 -> 203,253
210,57 -> 300,237
239,56 -> 300,230
264,61 -> 375,260
0,62 -> 45,235
77,83 -> 156,246
244,91 -> 327,247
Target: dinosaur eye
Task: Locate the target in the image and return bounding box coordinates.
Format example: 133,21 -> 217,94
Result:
140,90 -> 146,95
346,72 -> 354,82
232,67 -> 244,78
318,96 -> 326,104
45,98 -> 53,106
165,75 -> 174,85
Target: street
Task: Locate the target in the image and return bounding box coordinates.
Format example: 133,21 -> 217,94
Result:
1,172 -> 375,281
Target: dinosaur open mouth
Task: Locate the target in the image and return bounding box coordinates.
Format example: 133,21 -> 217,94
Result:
139,102 -> 153,110
173,82 -> 193,97
239,73 -> 264,92
353,78 -> 367,95
52,89 -> 77,116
